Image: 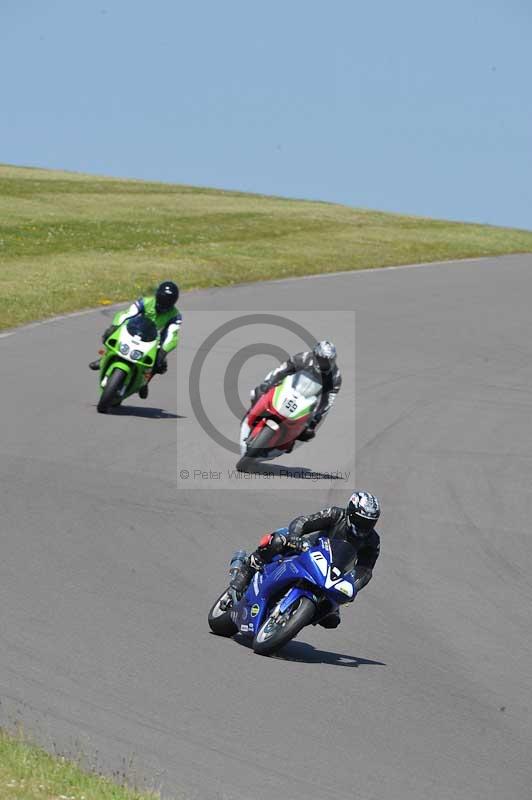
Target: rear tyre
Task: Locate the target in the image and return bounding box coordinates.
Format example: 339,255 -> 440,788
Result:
253,596 -> 315,656
208,591 -> 238,637
97,368 -> 127,414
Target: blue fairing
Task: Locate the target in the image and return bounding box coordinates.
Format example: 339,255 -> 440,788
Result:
230,536 -> 357,639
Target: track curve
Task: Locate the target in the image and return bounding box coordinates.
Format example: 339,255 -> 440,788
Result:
1,255 -> 531,800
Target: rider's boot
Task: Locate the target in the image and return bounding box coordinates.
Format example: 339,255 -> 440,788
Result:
297,426 -> 316,442
318,610 -> 341,629
229,554 -> 264,595
89,359 -> 101,371
229,562 -> 254,594
139,384 -> 149,399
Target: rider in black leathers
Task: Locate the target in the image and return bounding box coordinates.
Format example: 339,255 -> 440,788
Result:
250,340 -> 342,441
230,492 -> 381,628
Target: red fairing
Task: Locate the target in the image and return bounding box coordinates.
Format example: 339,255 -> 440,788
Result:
244,385 -> 312,453
247,389 -> 274,429
258,533 -> 273,549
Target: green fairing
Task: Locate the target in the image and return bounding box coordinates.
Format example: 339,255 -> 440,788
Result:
112,295 -> 181,353
98,319 -> 160,405
290,403 -> 314,420
103,358 -> 131,379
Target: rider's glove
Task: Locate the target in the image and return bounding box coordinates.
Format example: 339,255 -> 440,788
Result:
102,324 -> 118,343
258,531 -> 287,556
250,384 -> 268,406
249,553 -> 265,571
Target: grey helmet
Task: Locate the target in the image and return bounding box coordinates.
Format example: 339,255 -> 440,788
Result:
346,491 -> 381,536
313,340 -> 337,371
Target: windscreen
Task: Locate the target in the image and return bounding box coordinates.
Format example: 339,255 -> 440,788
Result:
126,316 -> 158,342
329,538 -> 357,572
292,370 -> 322,398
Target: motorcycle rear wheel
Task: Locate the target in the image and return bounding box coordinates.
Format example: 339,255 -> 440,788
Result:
253,596 -> 315,656
97,368 -> 127,414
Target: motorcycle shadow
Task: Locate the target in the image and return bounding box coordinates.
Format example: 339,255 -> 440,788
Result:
107,405 -> 185,420
235,636 -> 385,668
239,461 -> 345,480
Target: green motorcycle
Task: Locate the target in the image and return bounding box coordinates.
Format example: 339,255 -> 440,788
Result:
97,315 -> 160,413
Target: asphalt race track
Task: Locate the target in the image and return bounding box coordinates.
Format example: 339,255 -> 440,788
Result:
1,255 -> 531,800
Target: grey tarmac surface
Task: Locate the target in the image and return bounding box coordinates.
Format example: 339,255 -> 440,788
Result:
1,254 -> 531,800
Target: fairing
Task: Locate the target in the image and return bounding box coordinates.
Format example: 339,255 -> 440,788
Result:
98,319 -> 160,399
242,371 -> 322,455
230,536 -> 356,637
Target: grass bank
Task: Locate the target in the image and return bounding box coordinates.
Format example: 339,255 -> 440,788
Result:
1,163 -> 531,330
0,729 -> 159,800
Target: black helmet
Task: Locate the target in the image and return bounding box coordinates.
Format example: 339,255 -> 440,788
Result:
155,281 -> 179,313
346,491 -> 380,536
313,340 -> 337,371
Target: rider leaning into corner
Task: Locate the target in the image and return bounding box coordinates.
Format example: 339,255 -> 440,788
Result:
241,340 -> 342,453
229,491 -> 381,629
89,280 -> 182,399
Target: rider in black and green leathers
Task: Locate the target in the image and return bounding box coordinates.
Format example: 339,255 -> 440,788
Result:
89,281 -> 182,399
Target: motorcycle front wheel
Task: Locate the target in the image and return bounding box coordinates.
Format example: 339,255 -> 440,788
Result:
97,368 -> 127,413
208,591 -> 238,637
253,596 -> 315,656
236,425 -> 276,471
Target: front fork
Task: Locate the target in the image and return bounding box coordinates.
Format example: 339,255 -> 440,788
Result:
278,585 -> 318,614
100,357 -> 133,389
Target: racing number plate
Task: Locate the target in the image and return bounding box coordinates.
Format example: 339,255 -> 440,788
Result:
283,395 -> 299,414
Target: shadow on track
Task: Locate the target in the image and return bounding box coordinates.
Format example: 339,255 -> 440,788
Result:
272,641 -> 386,667
108,405 -> 185,420
234,636 -> 385,667
238,460 -> 345,480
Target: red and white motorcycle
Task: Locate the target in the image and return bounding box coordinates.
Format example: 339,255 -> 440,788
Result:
237,371 -> 322,470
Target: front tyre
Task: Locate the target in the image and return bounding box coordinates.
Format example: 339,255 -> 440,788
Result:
253,596 -> 315,656
236,425 -> 276,470
208,591 -> 238,637
97,368 -> 127,413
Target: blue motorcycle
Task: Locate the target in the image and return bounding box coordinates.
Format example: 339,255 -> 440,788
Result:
208,531 -> 357,656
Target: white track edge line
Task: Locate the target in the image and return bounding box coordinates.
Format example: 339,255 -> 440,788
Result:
0,254 -> 525,338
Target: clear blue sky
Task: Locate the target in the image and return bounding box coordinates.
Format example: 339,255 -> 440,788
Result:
2,0 -> 531,229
